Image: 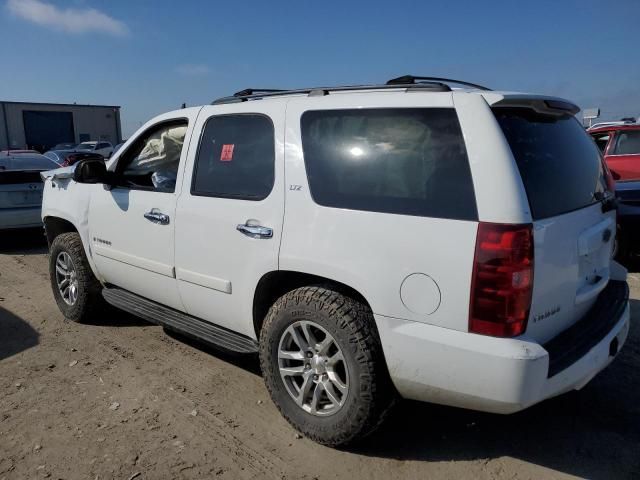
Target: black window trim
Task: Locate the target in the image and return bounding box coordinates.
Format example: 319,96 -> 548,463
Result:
190,112 -> 276,202
299,106 -> 478,221
111,117 -> 189,194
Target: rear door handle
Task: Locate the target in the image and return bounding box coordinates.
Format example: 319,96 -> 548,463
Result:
144,208 -> 170,225
237,221 -> 272,239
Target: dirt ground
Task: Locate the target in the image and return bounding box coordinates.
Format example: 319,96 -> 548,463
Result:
1,230 -> 639,480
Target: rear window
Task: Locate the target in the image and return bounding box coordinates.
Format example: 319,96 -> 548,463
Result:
611,130 -> 640,155
300,108 -> 477,221
494,108 -> 607,220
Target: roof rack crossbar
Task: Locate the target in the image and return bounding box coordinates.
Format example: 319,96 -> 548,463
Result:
386,75 -> 491,91
212,81 -> 453,104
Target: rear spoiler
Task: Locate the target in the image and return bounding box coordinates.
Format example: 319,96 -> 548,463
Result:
484,94 -> 580,116
40,165 -> 75,181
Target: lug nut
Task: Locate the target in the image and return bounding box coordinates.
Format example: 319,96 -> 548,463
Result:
306,352 -> 313,358
313,374 -> 318,381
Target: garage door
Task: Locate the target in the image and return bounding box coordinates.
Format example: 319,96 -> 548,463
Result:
23,111 -> 75,152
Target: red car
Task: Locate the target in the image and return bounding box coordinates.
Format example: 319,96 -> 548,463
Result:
589,123 -> 640,181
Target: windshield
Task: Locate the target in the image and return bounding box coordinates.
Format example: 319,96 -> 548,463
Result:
76,143 -> 95,150
611,130 -> 640,155
494,108 -> 608,220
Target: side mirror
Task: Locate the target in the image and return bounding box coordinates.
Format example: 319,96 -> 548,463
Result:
73,158 -> 107,184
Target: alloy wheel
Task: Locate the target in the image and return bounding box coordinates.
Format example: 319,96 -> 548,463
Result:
277,320 -> 349,416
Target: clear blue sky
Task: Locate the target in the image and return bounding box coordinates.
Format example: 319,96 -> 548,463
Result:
1,0 -> 638,137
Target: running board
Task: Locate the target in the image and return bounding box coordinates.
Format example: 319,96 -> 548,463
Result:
102,287 -> 258,354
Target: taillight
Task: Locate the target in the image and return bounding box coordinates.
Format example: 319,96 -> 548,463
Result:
469,222 -> 534,337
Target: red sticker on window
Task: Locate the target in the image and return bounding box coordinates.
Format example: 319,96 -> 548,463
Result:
220,144 -> 235,161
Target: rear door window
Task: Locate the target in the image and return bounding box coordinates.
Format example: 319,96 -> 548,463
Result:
493,108 -> 608,220
300,108 -> 477,220
191,114 -> 275,200
611,130 -> 640,155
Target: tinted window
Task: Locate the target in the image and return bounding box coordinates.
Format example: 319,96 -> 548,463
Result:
494,108 -> 607,220
611,130 -> 640,155
192,115 -> 274,200
300,108 -> 477,220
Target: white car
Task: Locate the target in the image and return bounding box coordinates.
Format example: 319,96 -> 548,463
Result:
39,76 -> 630,447
0,151 -> 58,229
75,141 -> 113,158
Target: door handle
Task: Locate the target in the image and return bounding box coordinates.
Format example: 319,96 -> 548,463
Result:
144,208 -> 170,225
237,221 -> 273,239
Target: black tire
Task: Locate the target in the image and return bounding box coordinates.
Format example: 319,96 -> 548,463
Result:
49,232 -> 105,323
259,286 -> 395,447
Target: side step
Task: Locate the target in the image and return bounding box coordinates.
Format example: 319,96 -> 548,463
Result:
102,287 -> 258,354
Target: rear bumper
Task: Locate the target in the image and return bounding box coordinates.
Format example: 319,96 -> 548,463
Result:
377,281 -> 630,414
0,207 -> 43,229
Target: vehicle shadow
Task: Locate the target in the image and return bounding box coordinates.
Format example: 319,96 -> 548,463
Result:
0,305 -> 39,361
0,227 -> 48,255
619,254 -> 640,274
163,328 -> 261,376
349,299 -> 640,479
81,306 -> 153,328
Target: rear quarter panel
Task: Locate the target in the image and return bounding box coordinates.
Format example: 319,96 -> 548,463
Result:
280,92 -> 480,331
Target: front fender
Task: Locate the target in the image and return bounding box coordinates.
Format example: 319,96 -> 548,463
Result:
42,177 -> 103,284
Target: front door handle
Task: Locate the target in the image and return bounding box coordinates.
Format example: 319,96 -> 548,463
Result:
237,221 -> 272,239
144,208 -> 170,225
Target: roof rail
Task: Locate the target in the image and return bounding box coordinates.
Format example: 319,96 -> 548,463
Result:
386,75 -> 491,91
211,75 -> 488,105
233,88 -> 286,97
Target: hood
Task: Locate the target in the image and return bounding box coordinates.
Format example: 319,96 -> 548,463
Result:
40,164 -> 76,181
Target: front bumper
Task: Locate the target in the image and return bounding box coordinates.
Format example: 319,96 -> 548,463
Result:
377,281 -> 630,414
0,206 -> 43,230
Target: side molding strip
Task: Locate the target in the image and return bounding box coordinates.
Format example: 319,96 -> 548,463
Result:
94,244 -> 175,278
176,268 -> 232,294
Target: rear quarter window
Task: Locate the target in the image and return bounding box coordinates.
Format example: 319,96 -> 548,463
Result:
300,108 -> 477,221
494,108 -> 608,220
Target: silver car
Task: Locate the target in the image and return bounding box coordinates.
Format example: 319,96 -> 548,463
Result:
0,151 -> 58,230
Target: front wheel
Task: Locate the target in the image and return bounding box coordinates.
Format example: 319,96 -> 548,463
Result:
49,232 -> 105,323
259,286 -> 395,447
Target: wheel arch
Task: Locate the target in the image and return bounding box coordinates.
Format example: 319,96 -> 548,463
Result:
43,215 -> 103,284
43,216 -> 78,247
253,270 -> 373,339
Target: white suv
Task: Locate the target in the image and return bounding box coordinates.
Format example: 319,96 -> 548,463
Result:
40,76 -> 630,447
75,141 -> 114,158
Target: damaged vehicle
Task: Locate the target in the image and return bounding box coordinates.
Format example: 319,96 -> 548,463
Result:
40,76 -> 630,447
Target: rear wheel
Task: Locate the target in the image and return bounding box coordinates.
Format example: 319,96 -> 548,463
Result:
259,286 -> 395,447
49,232 -> 105,323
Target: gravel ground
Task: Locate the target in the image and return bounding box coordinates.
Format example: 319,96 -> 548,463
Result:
1,229 -> 639,480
